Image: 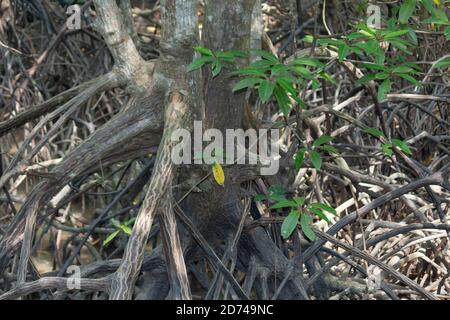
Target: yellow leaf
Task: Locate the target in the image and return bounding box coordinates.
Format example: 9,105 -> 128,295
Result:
212,163 -> 225,186
433,0 -> 440,5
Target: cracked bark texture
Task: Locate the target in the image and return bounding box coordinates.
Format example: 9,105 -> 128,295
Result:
109,0 -> 201,300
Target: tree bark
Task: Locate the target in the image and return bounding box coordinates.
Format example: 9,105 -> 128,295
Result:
109,0 -> 202,300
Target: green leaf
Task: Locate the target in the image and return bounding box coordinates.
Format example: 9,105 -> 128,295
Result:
375,72 -> 390,80
226,50 -> 248,58
382,143 -> 393,156
354,43 -> 370,54
356,40 -> 385,65
357,22 -> 377,36
187,56 -> 214,72
361,63 -> 388,72
271,63 -> 290,76
215,52 -> 235,61
392,139 -> 413,155
320,71 -> 337,85
365,127 -> 385,138
317,38 -> 343,46
373,50 -> 386,66
216,50 -> 247,59
103,230 -> 120,246
407,29 -> 418,46
268,194 -> 287,202
435,57 -> 450,69
403,62 -> 422,72
387,17 -> 397,30
356,73 -> 378,85
273,85 -> 292,116
271,199 -> 298,209
422,17 -> 448,24
349,45 -> 364,55
384,29 -> 410,39
301,35 -> 314,43
377,79 -> 391,102
250,60 -> 274,70
269,184 -> 285,196
392,65 -> 414,74
388,39 -> 412,54
281,210 -> 301,239
124,218 -> 136,226
254,194 -> 266,202
445,26 -> 450,41
313,135 -> 334,147
232,77 -> 261,92
111,218 -> 121,229
119,224 -> 132,235
420,0 -> 435,14
356,30 -> 376,40
348,32 -> 368,41
310,202 -> 337,215
251,49 -> 279,63
300,214 -> 315,241
365,39 -> 382,54
312,80 -> 320,90
194,46 -> 213,56
432,6 -> 449,22
294,148 -> 307,171
276,78 -> 297,97
421,0 -> 448,22
293,197 -> 305,206
258,80 -> 275,103
310,151 -> 322,171
269,194 -> 286,202
231,67 -> 266,77
211,59 -> 223,77
293,66 -> 315,81
397,73 -> 420,85
302,35 -> 314,43
309,207 -> 331,223
399,0 -> 416,24
321,145 -> 338,155
338,43 -> 350,61
290,57 -> 325,68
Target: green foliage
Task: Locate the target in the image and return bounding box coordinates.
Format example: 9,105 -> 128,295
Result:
307,0 -> 448,102
294,135 -> 337,171
189,6 -> 446,115
103,218 -> 135,246
188,46 -> 331,116
232,49 -> 330,115
186,1 -> 448,245
187,47 -> 246,76
399,0 -> 417,24
282,210 -> 301,239
255,192 -> 337,241
324,21 -> 422,100
435,56 -> 450,69
365,128 -> 413,156
421,0 -> 449,24
254,184 -> 286,202
187,0 -> 447,129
